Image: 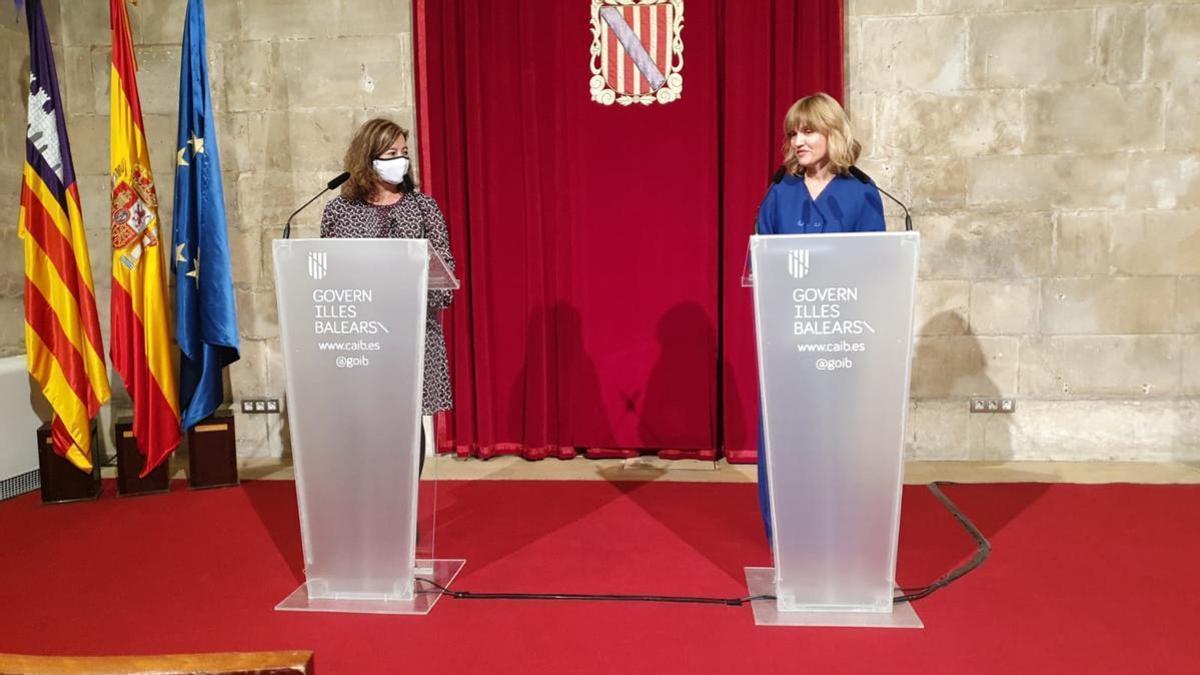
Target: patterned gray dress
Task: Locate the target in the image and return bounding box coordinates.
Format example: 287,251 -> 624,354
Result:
319,191 -> 455,414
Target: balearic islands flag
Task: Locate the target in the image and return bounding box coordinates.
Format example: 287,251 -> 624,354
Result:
18,0 -> 111,473
173,0 -> 240,430
109,0 -> 182,476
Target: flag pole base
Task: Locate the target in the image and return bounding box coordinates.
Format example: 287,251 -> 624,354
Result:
187,411 -> 239,489
36,422 -> 102,504
115,417 -> 171,497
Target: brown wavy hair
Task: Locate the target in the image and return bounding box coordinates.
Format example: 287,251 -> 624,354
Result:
340,118 -> 416,202
781,92 -> 862,177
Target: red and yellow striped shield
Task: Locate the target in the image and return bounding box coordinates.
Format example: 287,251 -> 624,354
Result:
590,0 -> 684,105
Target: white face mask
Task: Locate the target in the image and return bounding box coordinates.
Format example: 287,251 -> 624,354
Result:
373,156 -> 410,185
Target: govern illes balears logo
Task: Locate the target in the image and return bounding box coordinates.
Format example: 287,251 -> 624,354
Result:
307,251 -> 328,281
787,249 -> 809,280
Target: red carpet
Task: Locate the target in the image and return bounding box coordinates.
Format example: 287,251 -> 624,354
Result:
1,479 -> 1198,673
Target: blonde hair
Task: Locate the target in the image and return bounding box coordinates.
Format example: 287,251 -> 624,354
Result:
341,118 -> 414,201
781,92 -> 861,176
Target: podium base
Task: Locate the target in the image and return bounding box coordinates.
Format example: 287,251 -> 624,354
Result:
744,567 -> 923,628
275,559 -> 465,615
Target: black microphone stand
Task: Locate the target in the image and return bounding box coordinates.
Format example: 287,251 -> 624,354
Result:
848,165 -> 912,232
282,172 -> 350,239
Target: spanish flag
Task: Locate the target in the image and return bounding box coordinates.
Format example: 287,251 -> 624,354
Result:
19,0 -> 111,473
110,0 -> 182,476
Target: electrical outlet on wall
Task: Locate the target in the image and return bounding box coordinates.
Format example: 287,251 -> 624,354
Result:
240,398 -> 282,414
970,397 -> 1016,413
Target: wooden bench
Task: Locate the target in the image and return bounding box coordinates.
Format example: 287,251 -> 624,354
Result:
0,650 -> 314,674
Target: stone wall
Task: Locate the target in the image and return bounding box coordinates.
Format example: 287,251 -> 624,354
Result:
1,1 -> 1195,461
847,0 -> 1199,460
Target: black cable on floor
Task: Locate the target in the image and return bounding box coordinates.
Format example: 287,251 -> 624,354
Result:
415,481 -> 990,608
893,482 -> 991,603
415,576 -> 772,607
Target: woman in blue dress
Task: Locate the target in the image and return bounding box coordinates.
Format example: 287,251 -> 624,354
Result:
755,92 -> 885,541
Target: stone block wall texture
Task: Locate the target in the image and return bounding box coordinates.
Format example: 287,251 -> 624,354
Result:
0,1 -> 1195,461
848,0 -> 1199,461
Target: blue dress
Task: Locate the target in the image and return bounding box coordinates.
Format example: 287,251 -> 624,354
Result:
754,173 -> 885,541
756,172 -> 885,235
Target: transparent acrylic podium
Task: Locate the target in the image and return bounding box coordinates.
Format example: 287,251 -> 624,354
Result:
743,232 -> 922,628
272,238 -> 462,614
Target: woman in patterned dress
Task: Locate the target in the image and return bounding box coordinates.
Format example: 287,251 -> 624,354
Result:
320,118 -> 455,474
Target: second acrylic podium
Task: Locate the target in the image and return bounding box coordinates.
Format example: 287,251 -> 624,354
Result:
272,237 -> 461,614
744,232 -> 921,628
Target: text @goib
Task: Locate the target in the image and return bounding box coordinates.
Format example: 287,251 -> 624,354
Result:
335,355 -> 371,369
814,357 -> 853,371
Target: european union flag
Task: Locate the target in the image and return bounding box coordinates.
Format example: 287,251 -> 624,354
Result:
171,0 -> 239,430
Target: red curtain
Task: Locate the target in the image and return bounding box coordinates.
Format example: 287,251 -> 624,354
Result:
415,1 -> 842,461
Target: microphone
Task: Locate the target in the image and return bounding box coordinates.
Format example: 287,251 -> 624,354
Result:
282,172 -> 351,239
848,165 -> 912,231
326,171 -> 351,190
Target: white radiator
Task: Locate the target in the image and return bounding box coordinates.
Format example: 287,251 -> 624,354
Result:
0,355 -> 43,500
